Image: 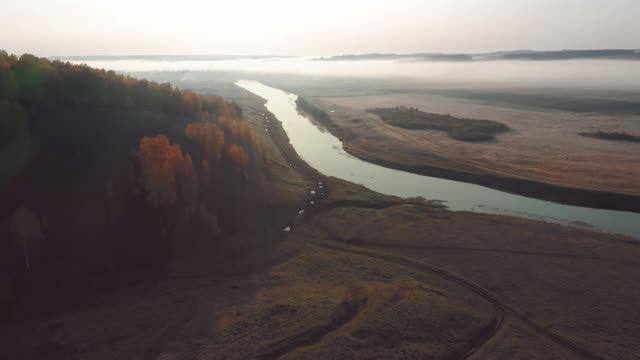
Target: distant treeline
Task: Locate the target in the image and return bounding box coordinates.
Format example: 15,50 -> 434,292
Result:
314,53 -> 472,61
501,49 -> 640,61
49,55 -> 289,62
578,131 -> 640,143
314,49 -> 640,62
0,51 -> 274,319
368,106 -> 510,142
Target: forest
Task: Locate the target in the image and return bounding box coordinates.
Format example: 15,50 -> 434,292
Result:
0,51 -> 273,320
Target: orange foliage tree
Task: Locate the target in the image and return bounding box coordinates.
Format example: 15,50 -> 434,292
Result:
180,90 -> 202,118
186,123 -> 225,162
139,135 -> 198,209
227,144 -> 249,168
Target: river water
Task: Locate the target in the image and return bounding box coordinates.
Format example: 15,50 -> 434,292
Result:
237,80 -> 640,239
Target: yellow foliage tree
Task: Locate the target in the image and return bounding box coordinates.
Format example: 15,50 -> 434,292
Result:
186,123 -> 225,162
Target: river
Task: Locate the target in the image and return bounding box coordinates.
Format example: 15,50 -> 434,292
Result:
237,80 -> 640,240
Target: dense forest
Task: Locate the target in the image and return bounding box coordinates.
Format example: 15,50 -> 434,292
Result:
0,51 -> 274,320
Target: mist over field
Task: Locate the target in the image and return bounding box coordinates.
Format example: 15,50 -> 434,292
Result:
68,57 -> 640,92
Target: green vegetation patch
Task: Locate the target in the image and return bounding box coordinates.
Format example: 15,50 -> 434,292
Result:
368,106 -> 510,142
578,131 -> 640,143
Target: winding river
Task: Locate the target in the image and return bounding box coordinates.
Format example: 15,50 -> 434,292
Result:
237,80 -> 640,239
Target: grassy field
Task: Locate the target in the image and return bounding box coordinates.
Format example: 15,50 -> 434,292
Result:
251,73 -> 640,204
296,201 -> 640,359
292,90 -> 640,210
7,174 -> 639,359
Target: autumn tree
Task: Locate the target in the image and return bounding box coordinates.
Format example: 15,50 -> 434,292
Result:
139,135 -> 181,207
202,96 -> 233,120
186,123 -> 225,162
138,135 -> 198,208
227,144 -> 249,168
180,90 -> 202,118
138,134 -> 200,242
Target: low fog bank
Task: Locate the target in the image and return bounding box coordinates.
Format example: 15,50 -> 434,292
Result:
68,57 -> 640,94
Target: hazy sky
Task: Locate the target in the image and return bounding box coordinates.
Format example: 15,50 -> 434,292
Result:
2,0 -> 639,56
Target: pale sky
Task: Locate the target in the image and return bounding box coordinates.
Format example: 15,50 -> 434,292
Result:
1,0 -> 639,56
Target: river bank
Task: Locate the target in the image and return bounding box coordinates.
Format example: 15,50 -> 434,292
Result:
298,95 -> 640,213
238,80 -> 640,239
343,143 -> 640,213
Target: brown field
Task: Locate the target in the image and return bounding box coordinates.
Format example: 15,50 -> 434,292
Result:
6,174 -> 639,359
303,92 -> 640,199
4,84 -> 640,359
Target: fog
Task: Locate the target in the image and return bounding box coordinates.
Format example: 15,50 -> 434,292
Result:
69,57 -> 640,93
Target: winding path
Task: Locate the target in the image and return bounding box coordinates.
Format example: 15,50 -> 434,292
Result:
309,241 -> 505,360
254,289 -> 367,360
306,239 -> 603,360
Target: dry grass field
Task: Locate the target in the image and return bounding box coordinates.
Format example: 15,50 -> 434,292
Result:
7,174 -> 639,359
305,92 -> 640,198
